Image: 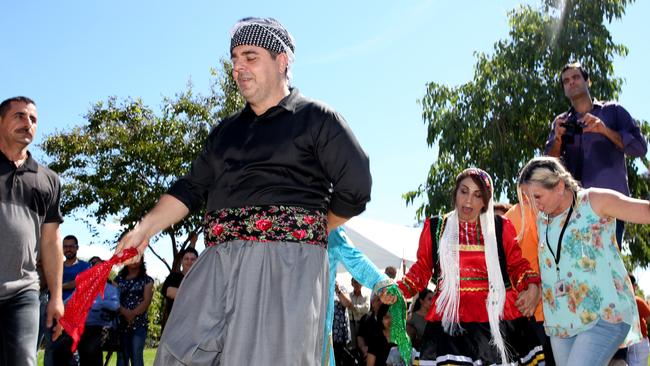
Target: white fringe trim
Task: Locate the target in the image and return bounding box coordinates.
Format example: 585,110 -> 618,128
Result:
436,196 -> 510,364
436,211 -> 462,335
482,196 -> 510,365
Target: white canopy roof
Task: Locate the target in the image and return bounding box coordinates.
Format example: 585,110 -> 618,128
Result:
338,216 -> 422,274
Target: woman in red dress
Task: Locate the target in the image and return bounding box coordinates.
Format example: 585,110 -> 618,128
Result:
398,168 -> 544,365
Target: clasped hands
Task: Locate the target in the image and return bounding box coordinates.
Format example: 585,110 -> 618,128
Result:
515,283 -> 541,317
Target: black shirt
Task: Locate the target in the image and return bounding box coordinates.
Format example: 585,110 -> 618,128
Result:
357,312 -> 380,345
367,332 -> 396,366
168,89 -> 371,218
161,271 -> 184,330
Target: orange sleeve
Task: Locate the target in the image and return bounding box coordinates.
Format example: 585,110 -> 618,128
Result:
637,297 -> 650,319
501,217 -> 540,292
504,204 -> 523,235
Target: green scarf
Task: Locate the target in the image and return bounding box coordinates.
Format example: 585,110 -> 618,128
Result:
388,284 -> 412,365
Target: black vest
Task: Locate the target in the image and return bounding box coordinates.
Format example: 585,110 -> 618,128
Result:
428,215 -> 512,289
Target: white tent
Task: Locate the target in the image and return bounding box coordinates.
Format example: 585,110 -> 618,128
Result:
334,216 -> 438,297
334,216 -> 422,288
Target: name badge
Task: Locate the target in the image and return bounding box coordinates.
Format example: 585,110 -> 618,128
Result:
554,280 -> 567,297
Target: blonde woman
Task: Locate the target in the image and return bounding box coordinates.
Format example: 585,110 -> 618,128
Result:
517,156 -> 648,366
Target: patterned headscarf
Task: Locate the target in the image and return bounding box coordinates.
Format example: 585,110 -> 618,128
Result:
230,17 -> 295,55
464,168 -> 492,196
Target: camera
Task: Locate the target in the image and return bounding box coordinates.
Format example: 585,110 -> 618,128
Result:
560,112 -> 583,144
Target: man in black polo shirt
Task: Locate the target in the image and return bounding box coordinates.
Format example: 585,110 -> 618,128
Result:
0,96 -> 64,366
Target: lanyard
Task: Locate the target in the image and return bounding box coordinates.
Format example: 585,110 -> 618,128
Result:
545,193 -> 575,279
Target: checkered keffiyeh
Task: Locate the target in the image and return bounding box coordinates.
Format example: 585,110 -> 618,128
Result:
230,17 -> 295,55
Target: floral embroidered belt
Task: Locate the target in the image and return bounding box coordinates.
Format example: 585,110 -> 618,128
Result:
204,205 -> 328,248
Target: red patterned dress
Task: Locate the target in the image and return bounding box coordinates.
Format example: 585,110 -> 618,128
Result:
398,216 -> 544,365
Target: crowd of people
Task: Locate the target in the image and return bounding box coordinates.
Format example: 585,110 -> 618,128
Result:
1,14 -> 650,366
31,238 -> 199,366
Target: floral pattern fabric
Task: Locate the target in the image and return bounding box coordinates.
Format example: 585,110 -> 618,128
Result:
115,274 -> 154,331
204,205 -> 327,248
537,189 -> 641,344
331,301 -> 350,344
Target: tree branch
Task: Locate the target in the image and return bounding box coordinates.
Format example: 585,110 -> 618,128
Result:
148,245 -> 171,273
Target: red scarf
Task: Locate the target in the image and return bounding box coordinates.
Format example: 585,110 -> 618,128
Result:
59,248 -> 139,351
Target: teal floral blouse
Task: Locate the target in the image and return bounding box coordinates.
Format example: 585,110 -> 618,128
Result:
537,189 -> 641,344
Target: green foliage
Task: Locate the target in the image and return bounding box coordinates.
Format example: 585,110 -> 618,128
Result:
623,123 -> 650,268
212,60 -> 246,121
147,282 -> 164,347
41,59 -> 244,271
406,0 -> 650,267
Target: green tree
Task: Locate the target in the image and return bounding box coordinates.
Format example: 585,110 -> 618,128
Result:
41,59 -> 244,272
147,282 -> 164,347
405,0 -> 650,266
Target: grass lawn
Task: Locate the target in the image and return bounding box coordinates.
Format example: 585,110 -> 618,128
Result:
30,348 -> 650,365
37,348 -> 157,366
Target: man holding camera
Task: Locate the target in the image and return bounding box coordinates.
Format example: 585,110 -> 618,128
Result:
545,62 -> 647,245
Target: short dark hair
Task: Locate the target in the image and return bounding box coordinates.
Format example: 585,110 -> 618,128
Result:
561,62 -> 589,84
630,274 -> 637,286
0,96 -> 36,118
384,266 -> 397,279
63,235 -> 79,246
180,247 -> 199,258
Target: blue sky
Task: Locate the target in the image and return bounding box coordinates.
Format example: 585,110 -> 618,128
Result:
3,0 -> 649,282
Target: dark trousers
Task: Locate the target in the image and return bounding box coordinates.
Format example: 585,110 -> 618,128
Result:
334,342 -> 358,366
51,333 -> 77,366
52,326 -> 113,366
0,290 -> 39,366
78,326 -> 109,366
